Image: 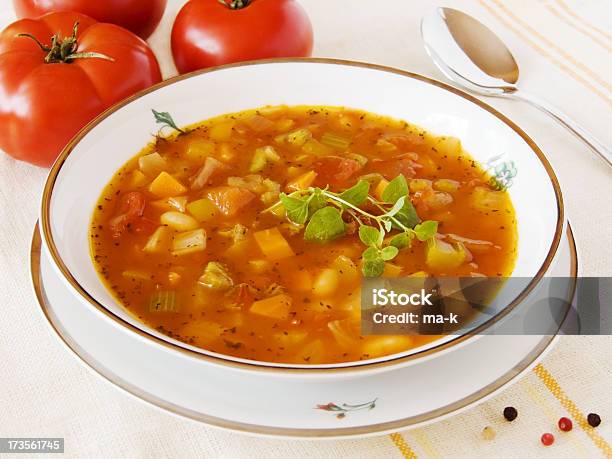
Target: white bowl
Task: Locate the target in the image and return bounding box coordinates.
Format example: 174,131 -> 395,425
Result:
40,59 -> 564,374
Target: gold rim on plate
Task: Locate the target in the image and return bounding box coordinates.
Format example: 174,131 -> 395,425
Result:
30,224 -> 577,437
39,58 -> 565,373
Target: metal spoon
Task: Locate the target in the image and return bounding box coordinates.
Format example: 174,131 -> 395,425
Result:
421,7 -> 611,167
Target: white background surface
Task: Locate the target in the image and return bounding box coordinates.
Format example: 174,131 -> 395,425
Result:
0,0 -> 610,457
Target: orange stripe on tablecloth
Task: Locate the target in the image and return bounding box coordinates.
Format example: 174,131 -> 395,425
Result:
488,0 -> 612,93
556,0 -> 612,42
389,433 -> 418,459
534,364 -> 612,458
477,0 -> 612,106
543,3 -> 612,52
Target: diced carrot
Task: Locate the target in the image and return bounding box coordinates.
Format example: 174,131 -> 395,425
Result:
206,186 -> 255,217
253,227 -> 294,260
373,178 -> 389,201
250,294 -> 292,320
149,171 -> 187,198
286,170 -> 317,191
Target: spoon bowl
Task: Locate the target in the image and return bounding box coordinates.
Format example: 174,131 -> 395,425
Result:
421,7 -> 611,166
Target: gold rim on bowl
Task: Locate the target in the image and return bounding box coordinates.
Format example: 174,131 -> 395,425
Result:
39,58 -> 565,374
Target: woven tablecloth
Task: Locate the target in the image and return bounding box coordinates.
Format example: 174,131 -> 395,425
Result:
1,0 -> 611,457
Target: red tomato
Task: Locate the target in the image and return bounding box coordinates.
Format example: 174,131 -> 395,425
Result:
0,12 -> 162,167
171,0 -> 313,74
12,0 -> 167,39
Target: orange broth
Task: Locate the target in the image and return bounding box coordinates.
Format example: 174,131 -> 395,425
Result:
90,105 -> 517,364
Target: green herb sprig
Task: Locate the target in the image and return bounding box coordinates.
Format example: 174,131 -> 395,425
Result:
152,109 -> 184,134
265,175 -> 438,277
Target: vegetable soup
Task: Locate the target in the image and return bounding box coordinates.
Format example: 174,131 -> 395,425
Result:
90,105 -> 517,364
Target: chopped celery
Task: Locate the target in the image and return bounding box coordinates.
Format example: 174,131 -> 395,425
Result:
320,132 -> 351,150
249,146 -> 280,172
149,291 -> 179,312
172,229 -> 206,256
199,262 -> 234,291
286,128 -> 312,146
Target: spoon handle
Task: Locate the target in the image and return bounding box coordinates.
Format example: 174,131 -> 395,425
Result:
510,91 -> 611,168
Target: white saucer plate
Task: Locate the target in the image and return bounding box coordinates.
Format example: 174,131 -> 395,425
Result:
30,225 -> 577,439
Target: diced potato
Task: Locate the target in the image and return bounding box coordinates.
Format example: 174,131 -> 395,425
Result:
383,263 -> 403,278
273,330 -> 308,347
274,119 -> 295,133
199,262 -> 233,291
185,138 -> 215,162
258,105 -> 286,117
433,179 -> 460,193
151,196 -> 187,212
302,139 -> 332,156
362,336 -> 413,358
248,259 -> 271,274
209,120 -> 235,141
161,211 -> 199,231
138,152 -> 167,176
143,226 -> 173,254
186,198 -> 218,222
409,178 -> 432,193
332,255 -> 359,284
312,268 -> 339,297
471,186 -> 506,212
289,270 -> 312,292
374,178 -> 389,200
218,143 -> 234,162
250,294 -> 292,320
128,170 -> 148,188
425,238 -> 467,271
286,170 -> 317,191
149,171 -> 187,198
254,227 -> 294,261
328,319 -> 359,348
181,320 -> 223,345
435,136 -> 462,158
172,229 -> 206,256
423,191 -> 453,210
296,339 -> 327,363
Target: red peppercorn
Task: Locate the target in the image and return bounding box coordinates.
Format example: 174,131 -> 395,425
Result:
558,417 -> 573,431
541,433 -> 555,446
